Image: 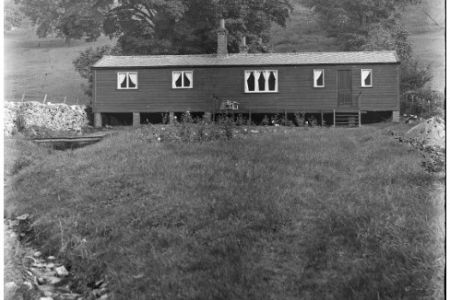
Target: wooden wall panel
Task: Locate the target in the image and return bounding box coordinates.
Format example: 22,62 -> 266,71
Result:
94,63 -> 399,113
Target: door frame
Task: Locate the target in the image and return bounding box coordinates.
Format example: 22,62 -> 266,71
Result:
336,69 -> 353,107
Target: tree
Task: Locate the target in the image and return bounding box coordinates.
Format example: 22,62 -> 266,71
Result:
103,0 -> 293,55
15,0 -> 113,44
73,45 -> 121,97
5,1 -> 24,31
301,0 -> 420,56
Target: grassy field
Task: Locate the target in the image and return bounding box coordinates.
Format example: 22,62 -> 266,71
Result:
5,124 -> 444,299
4,24 -> 114,104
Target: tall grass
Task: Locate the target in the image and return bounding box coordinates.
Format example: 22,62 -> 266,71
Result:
5,125 -> 443,299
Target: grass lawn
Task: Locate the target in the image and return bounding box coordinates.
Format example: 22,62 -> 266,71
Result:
4,124 -> 444,299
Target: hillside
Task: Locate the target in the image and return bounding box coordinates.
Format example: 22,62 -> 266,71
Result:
4,23 -> 115,105
3,0 -> 445,105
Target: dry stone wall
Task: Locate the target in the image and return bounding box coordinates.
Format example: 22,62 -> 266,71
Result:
4,101 -> 89,136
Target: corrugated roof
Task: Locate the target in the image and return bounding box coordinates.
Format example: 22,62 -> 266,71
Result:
92,51 -> 399,68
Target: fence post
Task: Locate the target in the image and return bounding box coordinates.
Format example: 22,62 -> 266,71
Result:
42,94 -> 47,104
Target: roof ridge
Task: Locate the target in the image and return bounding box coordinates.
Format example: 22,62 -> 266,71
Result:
93,51 -> 399,68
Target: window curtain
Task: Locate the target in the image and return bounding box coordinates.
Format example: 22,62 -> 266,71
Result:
361,70 -> 372,86
118,72 -> 127,88
173,71 -> 182,88
184,71 -> 193,87
314,70 -> 322,82
245,71 -> 253,91
254,71 -> 261,91
128,73 -> 137,88
268,71 -> 276,91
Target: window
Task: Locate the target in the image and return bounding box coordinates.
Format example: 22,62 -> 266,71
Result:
172,71 -> 193,88
361,69 -> 372,87
245,70 -> 278,93
313,69 -> 325,88
117,72 -> 138,89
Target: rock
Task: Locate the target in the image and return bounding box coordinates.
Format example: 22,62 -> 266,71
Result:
37,284 -> 55,293
39,297 -> 54,300
94,279 -> 104,288
55,265 -> 69,277
23,281 -> 33,290
34,251 -> 42,257
46,276 -> 64,285
99,294 -> 109,300
43,291 -> 54,297
9,219 -> 19,227
37,277 -> 47,285
47,256 -> 56,261
32,263 -> 47,269
92,289 -> 103,297
16,214 -> 30,220
4,101 -> 89,136
46,263 -> 56,269
5,281 -> 18,294
60,293 -> 80,300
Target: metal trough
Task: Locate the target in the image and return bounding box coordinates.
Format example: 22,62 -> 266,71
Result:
31,135 -> 105,150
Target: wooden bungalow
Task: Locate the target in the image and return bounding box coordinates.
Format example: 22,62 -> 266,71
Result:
92,19 -> 400,127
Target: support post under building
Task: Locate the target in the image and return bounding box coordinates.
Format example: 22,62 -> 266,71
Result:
94,113 -> 102,128
132,112 -> 140,127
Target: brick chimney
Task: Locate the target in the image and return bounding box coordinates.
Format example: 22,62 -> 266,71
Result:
239,36 -> 249,54
217,18 -> 228,55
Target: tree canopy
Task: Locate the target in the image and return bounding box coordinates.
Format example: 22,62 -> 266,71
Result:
301,0 -> 420,59
15,0 -> 112,43
104,0 -> 293,55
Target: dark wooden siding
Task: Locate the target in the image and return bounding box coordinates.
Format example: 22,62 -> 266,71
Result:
94,63 -> 399,113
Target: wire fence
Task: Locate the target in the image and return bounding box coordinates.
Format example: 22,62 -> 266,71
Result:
6,92 -> 86,105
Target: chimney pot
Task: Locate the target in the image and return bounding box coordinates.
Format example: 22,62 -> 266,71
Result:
217,18 -> 228,55
239,36 -> 249,54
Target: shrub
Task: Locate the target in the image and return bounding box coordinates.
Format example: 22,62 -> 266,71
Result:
401,88 -> 444,118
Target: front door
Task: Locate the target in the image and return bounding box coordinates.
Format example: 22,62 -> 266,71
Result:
337,70 -> 352,106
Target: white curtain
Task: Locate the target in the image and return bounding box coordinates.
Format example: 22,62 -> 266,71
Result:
263,71 -> 270,91
117,72 -> 127,89
172,71 -> 182,88
245,71 -> 253,92
128,73 -> 137,88
314,69 -> 324,87
184,71 -> 193,87
361,70 -> 372,86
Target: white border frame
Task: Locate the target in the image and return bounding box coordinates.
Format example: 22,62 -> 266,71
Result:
172,70 -> 194,89
361,69 -> 373,87
117,71 -> 138,89
244,70 -> 278,93
313,69 -> 325,88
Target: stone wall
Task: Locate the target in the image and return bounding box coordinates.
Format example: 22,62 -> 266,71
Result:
4,101 -> 89,136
